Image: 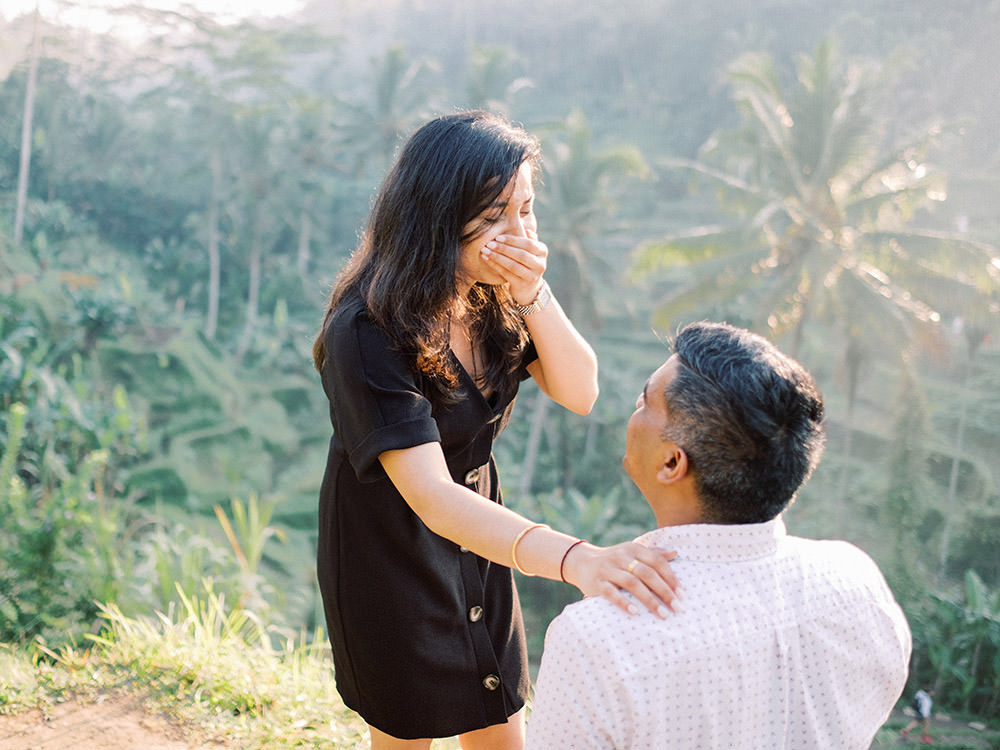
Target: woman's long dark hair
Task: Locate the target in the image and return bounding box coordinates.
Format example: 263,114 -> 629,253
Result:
313,110 -> 542,405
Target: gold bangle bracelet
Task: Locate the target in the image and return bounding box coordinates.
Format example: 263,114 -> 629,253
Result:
511,523 -> 550,576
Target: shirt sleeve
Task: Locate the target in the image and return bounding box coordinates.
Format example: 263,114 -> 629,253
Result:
322,305 -> 441,482
526,607 -> 626,749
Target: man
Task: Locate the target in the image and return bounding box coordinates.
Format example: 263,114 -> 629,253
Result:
901,688 -> 934,743
526,321 -> 911,749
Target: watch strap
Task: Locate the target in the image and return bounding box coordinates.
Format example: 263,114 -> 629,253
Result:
515,280 -> 552,316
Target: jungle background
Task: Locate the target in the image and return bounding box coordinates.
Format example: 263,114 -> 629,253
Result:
1,0 -> 999,740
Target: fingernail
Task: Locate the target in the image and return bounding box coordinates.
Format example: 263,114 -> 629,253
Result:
628,604 -> 638,615
481,247 -> 491,257
495,235 -> 506,241
485,240 -> 497,249
672,599 -> 684,614
676,586 -> 686,599
657,606 -> 670,619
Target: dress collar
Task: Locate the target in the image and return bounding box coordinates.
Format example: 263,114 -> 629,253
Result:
635,517 -> 786,563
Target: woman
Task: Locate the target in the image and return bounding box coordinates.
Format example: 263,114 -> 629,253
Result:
313,111 -> 680,748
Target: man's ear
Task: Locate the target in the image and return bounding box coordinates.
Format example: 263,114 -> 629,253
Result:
657,445 -> 688,485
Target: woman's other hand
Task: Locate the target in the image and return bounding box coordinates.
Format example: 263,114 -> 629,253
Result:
481,231 -> 547,305
562,541 -> 683,619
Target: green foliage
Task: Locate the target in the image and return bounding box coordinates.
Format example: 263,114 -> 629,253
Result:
952,510 -> 1000,586
142,522 -> 233,612
907,571 -> 1000,719
122,492 -> 301,636
99,323 -> 323,516
534,109 -> 650,329
629,35 -> 999,578
0,255 -> 149,484
0,393 -> 298,644
881,369 -> 935,600
2,1 -> 1000,730
634,36 -> 995,366
464,46 -> 533,117
520,487 -> 650,547
0,235 -> 310,642
0,402 -> 24,496
0,253 -> 155,644
93,585 -> 280,718
6,593 -> 380,749
0,411 -> 128,643
335,45 -> 440,179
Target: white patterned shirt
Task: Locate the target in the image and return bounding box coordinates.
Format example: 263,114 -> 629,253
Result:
526,518 -> 911,749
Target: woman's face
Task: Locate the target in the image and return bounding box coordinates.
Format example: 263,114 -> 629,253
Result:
456,161 -> 537,291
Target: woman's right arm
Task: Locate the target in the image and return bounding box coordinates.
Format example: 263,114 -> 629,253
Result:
380,442 -> 682,618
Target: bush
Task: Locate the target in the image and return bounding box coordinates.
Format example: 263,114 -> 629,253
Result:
0,404 -> 128,643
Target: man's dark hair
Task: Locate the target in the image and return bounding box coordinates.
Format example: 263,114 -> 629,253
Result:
663,321 -> 826,524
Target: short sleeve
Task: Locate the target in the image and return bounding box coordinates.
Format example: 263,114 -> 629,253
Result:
322,302 -> 440,482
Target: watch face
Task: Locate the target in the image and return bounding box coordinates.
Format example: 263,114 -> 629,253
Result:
518,282 -> 550,316
538,283 -> 552,309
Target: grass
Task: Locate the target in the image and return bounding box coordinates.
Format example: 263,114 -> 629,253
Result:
5,586 -> 997,749
0,585 -> 463,749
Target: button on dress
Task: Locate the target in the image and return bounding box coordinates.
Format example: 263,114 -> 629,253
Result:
317,292 -> 534,739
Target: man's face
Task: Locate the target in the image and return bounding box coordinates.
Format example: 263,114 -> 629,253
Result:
623,355 -> 680,490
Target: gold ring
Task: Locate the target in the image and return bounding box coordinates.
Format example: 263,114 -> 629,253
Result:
626,558 -> 639,574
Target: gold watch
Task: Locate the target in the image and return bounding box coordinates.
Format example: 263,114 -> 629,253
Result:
515,281 -> 552,316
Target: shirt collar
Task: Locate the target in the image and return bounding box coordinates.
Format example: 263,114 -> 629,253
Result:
635,516 -> 786,563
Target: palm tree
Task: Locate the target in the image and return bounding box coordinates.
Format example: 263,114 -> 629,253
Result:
463,45 -> 534,118
232,106 -> 284,362
13,0 -> 40,248
148,15 -> 323,354
632,37 -> 998,513
538,108 -> 649,328
335,46 -> 438,179
936,312 -> 997,583
517,110 -> 649,496
281,94 -> 339,289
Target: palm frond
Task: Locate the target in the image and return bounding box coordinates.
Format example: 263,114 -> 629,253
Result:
630,227 -> 746,276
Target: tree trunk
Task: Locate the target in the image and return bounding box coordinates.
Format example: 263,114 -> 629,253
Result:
519,390 -> 549,498
559,418 -> 573,491
937,355 -> 973,585
204,151 -> 222,340
835,336 -> 864,534
964,634 -> 982,713
297,197 -> 313,288
13,2 -> 41,248
835,404 -> 855,533
787,286 -> 812,360
236,210 -> 263,362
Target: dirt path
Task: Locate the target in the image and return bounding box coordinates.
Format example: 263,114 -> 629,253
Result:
3,700 -> 998,749
0,693 -> 225,750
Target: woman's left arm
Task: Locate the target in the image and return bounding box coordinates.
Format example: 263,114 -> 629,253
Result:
520,292 -> 598,415
482,233 -> 598,415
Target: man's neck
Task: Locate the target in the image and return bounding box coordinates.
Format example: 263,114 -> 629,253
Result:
650,496 -> 704,528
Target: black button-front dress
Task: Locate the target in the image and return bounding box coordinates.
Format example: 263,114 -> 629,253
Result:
317,291 -> 535,739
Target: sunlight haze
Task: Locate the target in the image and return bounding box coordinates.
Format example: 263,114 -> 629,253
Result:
1,0 -> 303,34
